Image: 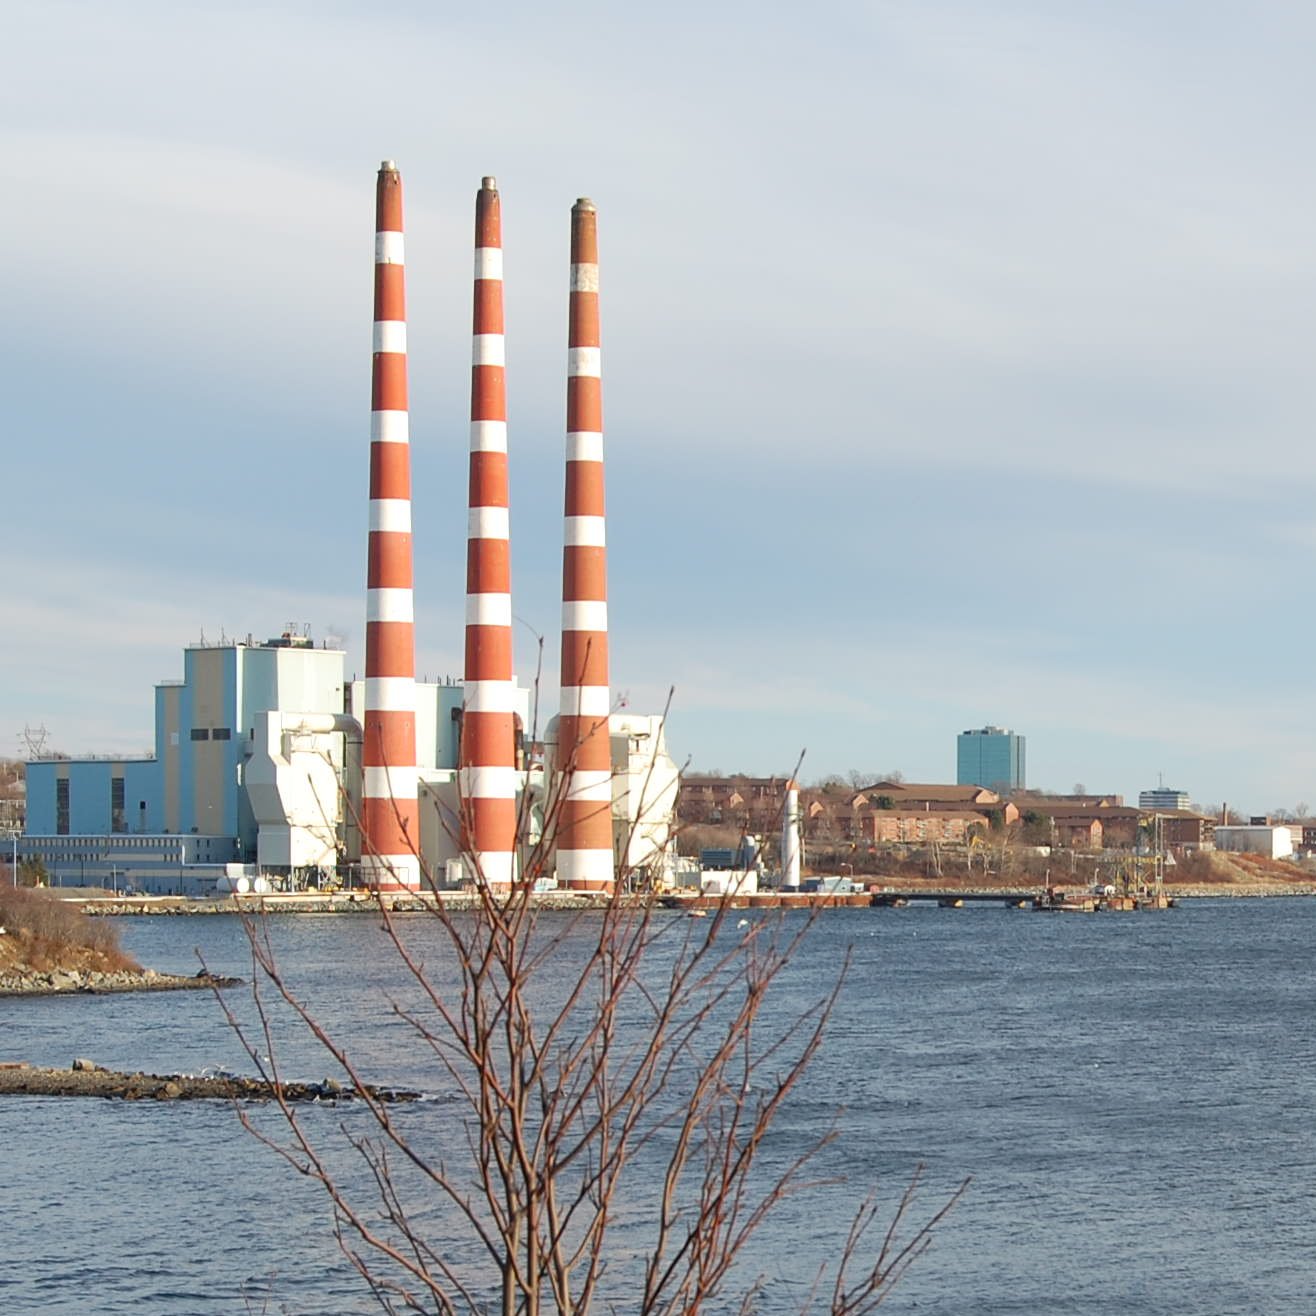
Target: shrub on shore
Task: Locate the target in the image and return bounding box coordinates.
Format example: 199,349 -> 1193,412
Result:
0,888 -> 140,975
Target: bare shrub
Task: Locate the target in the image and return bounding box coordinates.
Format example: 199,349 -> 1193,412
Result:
219,876 -> 963,1312
209,687 -> 962,1311
0,887 -> 140,973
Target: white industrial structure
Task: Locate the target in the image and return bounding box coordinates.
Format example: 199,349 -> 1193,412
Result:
781,779 -> 801,890
1214,826 -> 1294,860
245,711 -> 361,872
21,169 -> 688,896
699,865 -> 761,898
544,711 -> 681,886
609,714 -> 681,880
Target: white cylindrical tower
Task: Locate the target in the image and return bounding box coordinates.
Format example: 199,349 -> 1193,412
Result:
781,779 -> 801,891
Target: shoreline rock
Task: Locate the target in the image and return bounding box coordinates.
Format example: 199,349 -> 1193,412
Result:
0,968 -> 242,998
0,1061 -> 419,1103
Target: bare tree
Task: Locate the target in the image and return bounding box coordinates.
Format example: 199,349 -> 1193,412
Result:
213,680 -> 961,1312
217,821 -> 963,1313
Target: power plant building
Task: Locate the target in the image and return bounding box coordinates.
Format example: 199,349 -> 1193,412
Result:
25,633 -> 345,845
956,725 -> 1026,792
20,630 -> 678,892
21,163 -> 681,894
20,632 -> 515,889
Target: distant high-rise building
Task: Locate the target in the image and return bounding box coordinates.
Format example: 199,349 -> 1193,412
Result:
1139,786 -> 1190,811
956,726 -> 1025,791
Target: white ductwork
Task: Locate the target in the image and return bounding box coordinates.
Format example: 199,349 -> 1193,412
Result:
244,711 -> 362,873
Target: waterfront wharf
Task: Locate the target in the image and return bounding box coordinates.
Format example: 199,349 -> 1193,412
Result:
870,890 -> 1036,907
67,887 -> 1187,917
658,890 -> 1039,911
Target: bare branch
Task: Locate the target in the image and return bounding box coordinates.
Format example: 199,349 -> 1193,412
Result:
222,707 -> 961,1313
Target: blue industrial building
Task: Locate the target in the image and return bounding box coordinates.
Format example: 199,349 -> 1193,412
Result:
26,633 -> 344,846
956,725 -> 1026,792
22,633 -> 347,889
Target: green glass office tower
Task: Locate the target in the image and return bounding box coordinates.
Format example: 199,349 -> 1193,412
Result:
957,725 -> 1025,791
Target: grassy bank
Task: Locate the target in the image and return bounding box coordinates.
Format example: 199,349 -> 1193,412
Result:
0,887 -> 141,977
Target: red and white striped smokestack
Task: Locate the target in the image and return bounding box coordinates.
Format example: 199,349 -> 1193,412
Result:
556,197 -> 614,892
361,159 -> 420,891
461,177 -> 517,889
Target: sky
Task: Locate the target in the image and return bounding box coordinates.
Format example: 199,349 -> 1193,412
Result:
4,0 -> 1316,815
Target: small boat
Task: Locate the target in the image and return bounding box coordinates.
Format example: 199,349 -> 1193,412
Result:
1034,886 -> 1096,913
686,908 -> 708,919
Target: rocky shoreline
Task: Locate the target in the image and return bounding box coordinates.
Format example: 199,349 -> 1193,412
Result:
0,1059 -> 419,1103
0,967 -> 241,997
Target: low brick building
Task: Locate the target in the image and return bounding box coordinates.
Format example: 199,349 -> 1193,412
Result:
678,775 -> 794,829
1151,809 -> 1214,849
861,811 -> 991,845
1049,814 -> 1104,850
1012,795 -> 1141,849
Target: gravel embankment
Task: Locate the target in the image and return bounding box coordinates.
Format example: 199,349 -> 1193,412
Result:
0,967 -> 240,997
0,1060 -> 418,1103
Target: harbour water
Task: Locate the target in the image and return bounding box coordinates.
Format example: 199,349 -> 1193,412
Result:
4,899 -> 1315,1314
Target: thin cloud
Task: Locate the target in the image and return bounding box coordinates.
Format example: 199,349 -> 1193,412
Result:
5,1 -> 1316,808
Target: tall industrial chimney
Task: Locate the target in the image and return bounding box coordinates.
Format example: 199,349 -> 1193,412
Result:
555,198 -> 614,892
461,177 -> 517,889
361,160 -> 420,891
